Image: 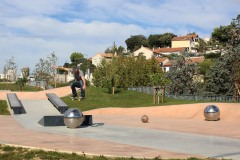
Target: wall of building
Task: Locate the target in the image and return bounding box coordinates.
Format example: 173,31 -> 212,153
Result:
133,47 -> 153,59
172,41 -> 191,49
92,54 -> 104,67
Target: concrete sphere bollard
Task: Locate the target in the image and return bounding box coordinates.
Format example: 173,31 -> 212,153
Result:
204,105 -> 220,121
64,108 -> 84,128
141,115 -> 149,123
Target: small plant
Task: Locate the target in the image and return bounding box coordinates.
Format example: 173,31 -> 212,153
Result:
150,73 -> 169,87
0,100 -> 10,115
15,77 -> 28,91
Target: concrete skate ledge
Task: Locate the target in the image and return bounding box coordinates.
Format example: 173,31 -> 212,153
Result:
46,93 -> 68,114
7,93 -> 26,114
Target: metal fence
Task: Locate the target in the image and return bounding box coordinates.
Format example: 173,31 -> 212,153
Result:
128,86 -> 153,95
128,86 -> 240,102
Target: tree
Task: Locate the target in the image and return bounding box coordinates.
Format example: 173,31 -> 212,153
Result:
70,52 -> 84,65
166,54 -> 199,95
147,34 -> 162,48
230,15 -> 240,98
63,62 -> 71,67
147,33 -> 176,49
150,73 -> 169,87
197,38 -> 207,53
79,58 -> 95,78
232,45 -> 240,98
93,57 -> 125,94
4,56 -> 17,82
147,33 -> 176,48
211,25 -> 231,45
15,77 -> 27,91
198,59 -> 214,75
105,57 -> 119,94
92,59 -> 117,94
105,42 -> 126,56
150,72 -> 169,103
203,55 -> 234,95
18,67 -> 30,87
46,52 -> 58,76
203,53 -> 221,59
92,56 -> 163,94
21,67 -> 30,79
158,33 -> 177,48
231,15 -> 240,47
204,15 -> 240,96
125,35 -> 147,52
34,52 -> 58,89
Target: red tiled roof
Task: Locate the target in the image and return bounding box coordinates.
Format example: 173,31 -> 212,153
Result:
98,53 -> 113,58
155,57 -> 173,67
155,57 -> 168,63
172,34 -> 198,41
172,36 -> 192,41
163,60 -> 173,67
188,34 -> 198,38
186,57 -> 204,64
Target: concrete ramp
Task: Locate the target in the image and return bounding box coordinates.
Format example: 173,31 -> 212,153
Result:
13,100 -> 62,128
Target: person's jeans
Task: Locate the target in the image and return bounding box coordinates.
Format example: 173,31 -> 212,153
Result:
70,81 -> 85,97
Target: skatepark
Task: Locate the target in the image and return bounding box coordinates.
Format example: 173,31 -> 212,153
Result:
1,86 -> 240,159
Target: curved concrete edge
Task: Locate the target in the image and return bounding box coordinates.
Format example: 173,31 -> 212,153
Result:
0,86 -> 71,100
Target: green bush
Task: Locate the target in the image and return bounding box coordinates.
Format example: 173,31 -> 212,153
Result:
0,100 -> 10,115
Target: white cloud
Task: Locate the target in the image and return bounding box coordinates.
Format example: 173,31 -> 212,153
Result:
0,0 -> 239,74
0,0 -> 69,16
0,16 -> 148,72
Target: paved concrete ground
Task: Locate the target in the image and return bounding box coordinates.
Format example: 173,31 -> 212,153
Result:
1,88 -> 240,159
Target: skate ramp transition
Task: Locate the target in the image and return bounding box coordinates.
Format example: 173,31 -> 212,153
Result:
13,99 -> 64,128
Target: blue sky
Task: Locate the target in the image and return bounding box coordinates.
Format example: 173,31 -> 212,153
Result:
0,0 -> 239,74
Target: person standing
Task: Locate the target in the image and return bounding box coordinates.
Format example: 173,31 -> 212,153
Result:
54,66 -> 86,99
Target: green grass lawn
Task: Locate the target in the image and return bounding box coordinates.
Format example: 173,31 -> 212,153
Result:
0,100 -> 10,115
61,87 -> 208,111
0,83 -> 42,91
0,144 -> 226,160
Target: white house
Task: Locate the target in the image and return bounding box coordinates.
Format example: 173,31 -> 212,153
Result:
133,46 -> 155,59
172,34 -> 199,53
203,37 -> 210,43
55,70 -> 74,83
6,69 -> 16,81
134,45 -> 187,58
0,74 -> 5,79
92,53 -> 114,67
155,57 -> 172,72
